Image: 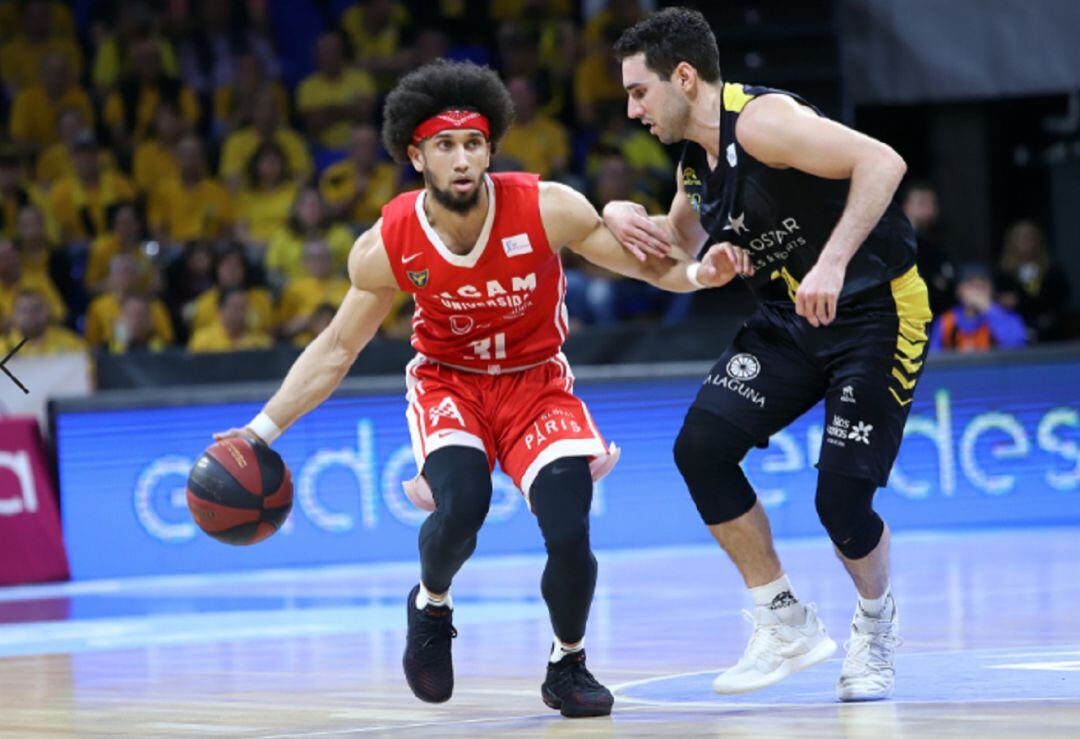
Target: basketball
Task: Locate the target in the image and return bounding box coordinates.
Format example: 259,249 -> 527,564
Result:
185,436 -> 293,545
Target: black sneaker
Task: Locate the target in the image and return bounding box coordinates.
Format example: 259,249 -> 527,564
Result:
541,649 -> 614,718
403,584 -> 457,703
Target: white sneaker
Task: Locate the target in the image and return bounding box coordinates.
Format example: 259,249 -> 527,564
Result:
712,603 -> 838,695
837,596 -> 901,702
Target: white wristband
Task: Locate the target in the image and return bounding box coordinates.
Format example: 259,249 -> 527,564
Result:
247,411 -> 282,444
685,262 -> 705,290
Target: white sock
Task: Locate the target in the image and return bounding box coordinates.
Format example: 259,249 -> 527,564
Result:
415,583 -> 452,610
858,586 -> 892,619
550,637 -> 584,663
750,574 -> 805,624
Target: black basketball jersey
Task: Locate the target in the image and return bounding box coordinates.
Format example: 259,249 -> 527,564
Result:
680,83 -> 917,305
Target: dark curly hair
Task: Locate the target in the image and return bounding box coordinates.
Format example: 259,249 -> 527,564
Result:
613,8 -> 721,84
381,60 -> 515,163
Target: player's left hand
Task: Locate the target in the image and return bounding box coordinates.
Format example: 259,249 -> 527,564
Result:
698,242 -> 755,287
795,261 -> 844,327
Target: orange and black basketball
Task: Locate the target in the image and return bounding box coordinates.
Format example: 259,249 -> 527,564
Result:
186,436 -> 293,545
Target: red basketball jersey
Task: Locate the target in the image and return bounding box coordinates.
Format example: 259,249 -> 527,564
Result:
381,172 -> 568,373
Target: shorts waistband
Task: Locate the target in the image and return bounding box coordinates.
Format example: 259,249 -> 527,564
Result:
415,354 -> 559,376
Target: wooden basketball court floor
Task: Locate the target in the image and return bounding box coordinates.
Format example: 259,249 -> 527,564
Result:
1,527 -> 1079,737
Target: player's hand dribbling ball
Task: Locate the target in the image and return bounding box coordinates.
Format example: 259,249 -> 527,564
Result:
186,433 -> 293,545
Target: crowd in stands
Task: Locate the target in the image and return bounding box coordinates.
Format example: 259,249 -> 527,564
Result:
0,0 -> 1072,363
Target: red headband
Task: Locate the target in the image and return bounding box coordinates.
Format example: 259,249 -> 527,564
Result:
411,110 -> 491,145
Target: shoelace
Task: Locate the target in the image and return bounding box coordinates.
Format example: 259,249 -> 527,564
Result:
414,612 -> 457,662
843,622 -> 901,675
556,655 -> 603,692
739,609 -> 790,667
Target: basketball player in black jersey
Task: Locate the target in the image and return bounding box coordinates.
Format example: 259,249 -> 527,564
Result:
605,8 -> 932,701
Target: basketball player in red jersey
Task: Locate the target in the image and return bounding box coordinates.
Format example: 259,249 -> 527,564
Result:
215,60 -> 751,717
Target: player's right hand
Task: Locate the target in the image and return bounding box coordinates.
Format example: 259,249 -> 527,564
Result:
212,427 -> 266,444
602,200 -> 671,261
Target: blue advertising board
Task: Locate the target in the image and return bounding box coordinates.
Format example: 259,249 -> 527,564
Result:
54,355 -> 1080,579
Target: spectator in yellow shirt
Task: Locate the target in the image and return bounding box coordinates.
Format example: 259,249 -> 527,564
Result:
8,53 -> 94,156
0,0 -> 81,94
291,301 -> 336,348
190,244 -> 275,335
235,141 -> 300,253
103,39 -> 201,151
13,204 -> 73,305
84,253 -> 174,349
499,77 -> 570,179
0,288 -> 85,357
0,238 -> 66,330
277,239 -> 350,340
48,131 -> 136,242
340,0 -> 413,93
212,53 -> 289,141
267,188 -> 355,285
219,87 -> 312,191
296,32 -> 376,150
188,286 -> 274,353
34,107 -> 118,189
574,25 -> 626,126
0,0 -> 74,43
149,136 -> 234,246
132,100 -> 185,198
0,148 -> 53,241
84,201 -> 158,296
91,4 -> 179,93
319,124 -> 400,227
108,293 -> 168,353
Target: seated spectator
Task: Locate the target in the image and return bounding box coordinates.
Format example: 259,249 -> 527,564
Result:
108,293 -> 168,353
0,0 -> 74,43
235,141 -> 300,253
8,53 -> 94,157
103,39 -> 201,150
0,148 -> 53,241
319,124 -> 399,228
297,32 -> 376,151
48,131 -> 136,243
163,240 -> 215,336
930,264 -> 1027,352
85,202 -> 157,296
583,0 -> 646,45
13,204 -> 72,307
902,181 -> 956,317
188,286 -> 274,353
340,0 -> 413,93
0,237 -> 66,330
35,108 -> 119,190
179,0 -> 280,96
190,244 -> 275,335
0,288 -> 84,356
497,22 -> 565,119
219,88 -> 312,191
277,239 -> 350,340
267,188 -> 354,284
91,4 -> 179,94
587,102 -> 672,200
0,0 -> 81,94
500,77 -> 570,179
995,220 -> 1070,342
84,254 -> 174,348
291,301 -> 336,347
149,136 -> 234,246
132,100 -> 185,198
212,53 -> 289,141
574,25 -> 626,126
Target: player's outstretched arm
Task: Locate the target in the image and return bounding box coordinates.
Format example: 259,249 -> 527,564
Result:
214,223 -> 398,444
540,181 -> 751,293
601,164 -> 709,262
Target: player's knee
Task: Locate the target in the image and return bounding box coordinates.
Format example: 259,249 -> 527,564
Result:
673,408 -> 757,526
424,447 -> 492,536
532,457 -> 592,559
815,471 -> 883,559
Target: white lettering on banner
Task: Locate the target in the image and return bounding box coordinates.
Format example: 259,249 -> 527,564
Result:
134,456 -> 196,541
1038,408 -> 1080,490
297,420 -> 377,532
889,389 -> 955,498
0,451 -> 37,516
755,431 -> 802,509
960,412 -> 1030,495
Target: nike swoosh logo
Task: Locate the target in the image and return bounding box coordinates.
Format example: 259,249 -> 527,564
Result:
402,253 -> 422,264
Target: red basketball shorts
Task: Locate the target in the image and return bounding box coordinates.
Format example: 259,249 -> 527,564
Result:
401,353 -> 619,510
